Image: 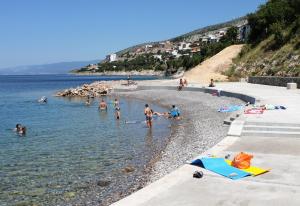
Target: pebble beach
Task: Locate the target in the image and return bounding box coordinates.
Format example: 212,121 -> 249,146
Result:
117,87 -> 243,185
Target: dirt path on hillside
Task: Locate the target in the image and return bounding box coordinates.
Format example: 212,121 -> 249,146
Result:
184,44 -> 244,84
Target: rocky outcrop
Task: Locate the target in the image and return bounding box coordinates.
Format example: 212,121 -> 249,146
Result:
55,81 -> 112,97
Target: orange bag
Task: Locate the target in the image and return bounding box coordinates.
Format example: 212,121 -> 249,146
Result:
232,152 -> 253,169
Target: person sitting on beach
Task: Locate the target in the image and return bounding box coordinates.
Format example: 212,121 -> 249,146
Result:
209,79 -> 215,87
169,105 -> 181,119
144,104 -> 153,128
115,106 -> 121,120
99,99 -> 107,110
178,78 -> 184,91
183,79 -> 188,86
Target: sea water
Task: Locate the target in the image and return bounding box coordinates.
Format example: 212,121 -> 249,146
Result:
0,75 -> 171,205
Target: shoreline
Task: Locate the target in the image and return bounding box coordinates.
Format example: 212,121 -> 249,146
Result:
112,88 -> 243,202
111,82 -> 300,206
70,70 -> 165,76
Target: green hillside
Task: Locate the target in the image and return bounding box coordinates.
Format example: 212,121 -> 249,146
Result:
227,0 -> 300,78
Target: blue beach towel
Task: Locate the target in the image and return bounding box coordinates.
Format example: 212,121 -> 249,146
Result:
218,105 -> 243,113
191,158 -> 250,180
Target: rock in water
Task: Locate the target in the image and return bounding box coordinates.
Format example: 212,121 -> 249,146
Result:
122,166 -> 135,173
55,81 -> 112,97
97,180 -> 111,187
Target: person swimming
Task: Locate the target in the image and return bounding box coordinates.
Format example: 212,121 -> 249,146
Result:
99,99 -> 107,110
19,126 -> 26,135
14,124 -> 22,132
14,124 -> 26,136
38,96 -> 47,103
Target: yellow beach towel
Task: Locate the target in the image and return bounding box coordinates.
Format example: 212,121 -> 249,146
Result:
225,159 -> 270,176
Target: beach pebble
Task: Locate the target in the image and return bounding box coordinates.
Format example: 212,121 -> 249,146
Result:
121,166 -> 135,173
97,180 -> 111,187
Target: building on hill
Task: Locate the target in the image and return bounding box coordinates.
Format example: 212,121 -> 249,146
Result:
208,34 -> 219,43
145,44 -> 153,51
178,42 -> 191,51
106,53 -> 117,62
153,54 -> 162,60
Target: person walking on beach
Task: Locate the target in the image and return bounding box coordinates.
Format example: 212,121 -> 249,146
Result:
144,104 -> 153,128
127,75 -> 131,86
99,99 -> 107,110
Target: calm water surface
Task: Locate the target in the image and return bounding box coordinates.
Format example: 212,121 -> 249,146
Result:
0,75 -> 171,205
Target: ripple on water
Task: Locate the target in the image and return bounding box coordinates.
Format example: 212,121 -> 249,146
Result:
0,75 -> 170,206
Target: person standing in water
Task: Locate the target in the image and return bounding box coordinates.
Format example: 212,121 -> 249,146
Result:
99,99 -> 107,110
115,106 -> 121,120
113,98 -> 119,107
144,104 -> 153,128
112,98 -> 121,120
85,95 -> 91,105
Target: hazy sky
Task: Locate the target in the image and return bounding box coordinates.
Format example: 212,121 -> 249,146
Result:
0,0 -> 266,68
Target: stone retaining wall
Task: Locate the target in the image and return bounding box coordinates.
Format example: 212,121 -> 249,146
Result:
248,76 -> 300,88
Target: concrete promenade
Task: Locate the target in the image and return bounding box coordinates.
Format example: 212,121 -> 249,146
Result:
112,82 -> 300,206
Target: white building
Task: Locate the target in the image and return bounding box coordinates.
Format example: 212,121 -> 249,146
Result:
106,53 -> 117,62
171,50 -> 178,56
153,54 -> 162,60
178,42 -> 191,51
208,34 -> 219,43
145,44 -> 153,49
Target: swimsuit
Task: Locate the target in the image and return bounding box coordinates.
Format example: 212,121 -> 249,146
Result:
146,116 -> 152,121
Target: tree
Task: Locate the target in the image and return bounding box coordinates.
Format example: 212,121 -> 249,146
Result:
221,26 -> 238,43
270,21 -> 284,46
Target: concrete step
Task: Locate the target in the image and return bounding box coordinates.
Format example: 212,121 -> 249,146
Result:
243,125 -> 300,132
241,130 -> 300,138
244,121 -> 300,127
223,112 -> 242,125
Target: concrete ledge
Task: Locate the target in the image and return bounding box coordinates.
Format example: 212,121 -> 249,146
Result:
249,76 -> 300,89
136,85 -> 256,104
227,120 -> 245,136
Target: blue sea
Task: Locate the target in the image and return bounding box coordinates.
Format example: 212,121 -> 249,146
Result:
0,75 -> 171,206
